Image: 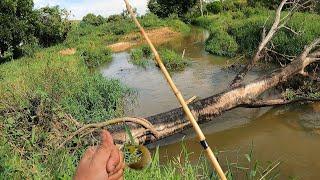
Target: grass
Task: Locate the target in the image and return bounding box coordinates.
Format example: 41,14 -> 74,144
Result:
159,48 -> 190,71
130,45 -> 152,68
193,7 -> 320,59
0,12 -> 191,178
125,144 -> 281,180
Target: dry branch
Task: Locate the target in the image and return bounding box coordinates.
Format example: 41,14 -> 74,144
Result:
230,0 -> 300,87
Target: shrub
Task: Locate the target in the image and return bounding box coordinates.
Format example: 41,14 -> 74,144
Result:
159,48 -> 190,71
130,45 -> 152,68
147,0 -> 198,18
207,1 -> 223,14
107,14 -> 126,22
205,30 -> 239,57
81,46 -> 112,68
34,6 -> 71,47
140,13 -> 165,28
82,13 -> 106,26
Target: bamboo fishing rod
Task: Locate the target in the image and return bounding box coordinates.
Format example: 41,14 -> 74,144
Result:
123,0 -> 227,179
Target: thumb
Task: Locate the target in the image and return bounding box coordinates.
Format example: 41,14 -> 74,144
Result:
101,129 -> 114,146
107,148 -> 121,173
91,130 -> 114,168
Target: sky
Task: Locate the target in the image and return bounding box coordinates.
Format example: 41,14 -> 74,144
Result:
34,0 -> 148,20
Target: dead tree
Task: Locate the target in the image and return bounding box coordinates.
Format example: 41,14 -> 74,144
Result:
230,0 -> 309,88
107,38 -> 320,144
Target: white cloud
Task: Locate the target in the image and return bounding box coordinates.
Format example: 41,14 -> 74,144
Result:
34,0 -> 148,20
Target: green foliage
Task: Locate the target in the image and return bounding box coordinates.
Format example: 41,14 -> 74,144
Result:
0,8 -> 189,178
148,0 -> 198,18
130,45 -> 152,68
107,14 -> 126,23
159,48 -> 190,71
205,30 -> 239,57
207,1 -> 223,14
34,6 -> 71,47
194,9 -> 320,59
82,13 -> 106,26
0,2 -> 71,61
81,46 -> 112,68
0,0 -> 35,60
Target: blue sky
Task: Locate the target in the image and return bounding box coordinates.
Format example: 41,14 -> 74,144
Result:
34,0 -> 148,20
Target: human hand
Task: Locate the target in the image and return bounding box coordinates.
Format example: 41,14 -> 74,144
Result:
74,130 -> 125,180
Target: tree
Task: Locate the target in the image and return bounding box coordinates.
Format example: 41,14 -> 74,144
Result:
148,0 -> 198,18
82,13 -> 106,26
34,6 -> 71,47
0,0 -> 35,60
0,2 -> 71,62
206,1 -> 223,14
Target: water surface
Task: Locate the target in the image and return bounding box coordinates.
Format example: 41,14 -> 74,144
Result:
101,27 -> 320,179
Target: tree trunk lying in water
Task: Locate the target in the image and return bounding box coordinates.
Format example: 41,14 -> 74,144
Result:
111,38 -> 320,145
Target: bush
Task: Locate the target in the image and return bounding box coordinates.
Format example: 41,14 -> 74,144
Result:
159,48 -> 190,71
81,46 -> 112,68
130,45 -> 152,67
194,9 -> 320,59
147,0 -> 198,18
205,30 -> 239,57
107,14 -> 126,23
207,1 -> 223,14
81,13 -> 106,26
34,6 -> 71,47
140,13 -> 165,28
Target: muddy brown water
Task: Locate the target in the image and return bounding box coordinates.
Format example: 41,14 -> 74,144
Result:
100,28 -> 320,179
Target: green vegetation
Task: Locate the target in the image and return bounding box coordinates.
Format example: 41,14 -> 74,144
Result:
130,45 -> 152,68
148,0 -> 198,18
0,4 -> 192,177
129,46 -> 191,71
0,1 -> 70,62
193,8 -> 320,59
81,46 -> 112,68
125,145 -> 280,180
206,1 -> 223,14
81,13 -> 106,26
0,48 -> 131,178
159,48 -> 190,71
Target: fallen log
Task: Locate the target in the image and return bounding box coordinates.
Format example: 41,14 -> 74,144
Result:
110,38 -> 320,145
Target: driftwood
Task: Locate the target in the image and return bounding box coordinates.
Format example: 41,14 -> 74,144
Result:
110,38 -> 320,144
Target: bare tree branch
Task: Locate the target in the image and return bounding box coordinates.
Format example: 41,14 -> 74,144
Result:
230,0 -> 288,87
230,0 -> 304,88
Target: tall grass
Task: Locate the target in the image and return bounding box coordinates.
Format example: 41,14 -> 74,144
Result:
125,144 -> 281,180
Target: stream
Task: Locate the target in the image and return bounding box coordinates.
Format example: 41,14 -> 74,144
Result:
100,27 -> 320,179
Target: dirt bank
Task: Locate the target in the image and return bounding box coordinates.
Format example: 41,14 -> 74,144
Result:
108,27 -> 180,52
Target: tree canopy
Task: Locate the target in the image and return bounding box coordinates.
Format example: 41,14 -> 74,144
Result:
148,0 -> 198,18
0,0 -> 35,59
0,0 -> 70,62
